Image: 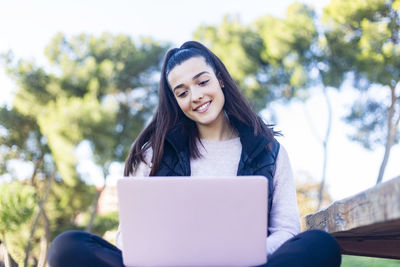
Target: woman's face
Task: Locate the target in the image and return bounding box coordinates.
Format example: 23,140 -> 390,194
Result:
167,56 -> 225,129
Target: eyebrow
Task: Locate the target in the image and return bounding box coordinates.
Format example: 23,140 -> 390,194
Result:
173,71 -> 210,91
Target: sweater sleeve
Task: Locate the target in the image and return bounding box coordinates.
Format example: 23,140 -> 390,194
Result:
266,145 -> 301,257
115,148 -> 153,249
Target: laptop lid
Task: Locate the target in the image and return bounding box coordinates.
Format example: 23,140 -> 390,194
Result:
117,176 -> 268,267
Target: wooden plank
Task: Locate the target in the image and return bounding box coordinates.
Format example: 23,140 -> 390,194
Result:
303,176 -> 400,259
333,219 -> 400,259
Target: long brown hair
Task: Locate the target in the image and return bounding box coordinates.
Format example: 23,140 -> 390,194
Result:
124,41 -> 275,176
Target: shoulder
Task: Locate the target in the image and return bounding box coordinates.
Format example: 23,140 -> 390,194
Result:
258,136 -> 280,162
277,143 -> 288,162
274,144 -> 293,179
269,137 -> 280,158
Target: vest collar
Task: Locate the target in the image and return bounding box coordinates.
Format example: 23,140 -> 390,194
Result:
229,116 -> 271,163
164,115 -> 271,162
165,122 -> 190,155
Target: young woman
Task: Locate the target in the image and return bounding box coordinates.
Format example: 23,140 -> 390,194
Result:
48,41 -> 341,267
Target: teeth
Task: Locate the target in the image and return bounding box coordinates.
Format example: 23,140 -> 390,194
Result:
197,102 -> 209,111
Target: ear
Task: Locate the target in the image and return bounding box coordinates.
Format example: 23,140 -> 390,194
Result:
219,79 -> 224,88
216,72 -> 224,88
218,75 -> 224,88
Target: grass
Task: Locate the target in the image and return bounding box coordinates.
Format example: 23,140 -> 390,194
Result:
341,255 -> 400,266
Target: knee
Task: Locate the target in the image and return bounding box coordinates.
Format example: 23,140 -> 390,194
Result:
48,230 -> 87,265
302,230 -> 342,265
50,230 -> 86,249
303,230 -> 339,247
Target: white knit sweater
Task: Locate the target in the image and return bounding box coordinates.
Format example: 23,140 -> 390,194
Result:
116,138 -> 300,257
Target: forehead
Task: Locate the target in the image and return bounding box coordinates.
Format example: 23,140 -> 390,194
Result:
167,57 -> 215,87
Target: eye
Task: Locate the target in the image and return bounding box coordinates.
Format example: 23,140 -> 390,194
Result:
199,80 -> 209,86
177,91 -> 188,98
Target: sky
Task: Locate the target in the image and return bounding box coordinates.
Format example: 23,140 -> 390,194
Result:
1,0 -> 399,202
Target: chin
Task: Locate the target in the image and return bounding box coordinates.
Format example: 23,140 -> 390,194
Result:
197,118 -> 218,127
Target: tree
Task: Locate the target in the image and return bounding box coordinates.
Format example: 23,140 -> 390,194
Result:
194,5 -> 318,111
254,3 -> 336,210
254,3 -> 318,99
40,35 -> 167,232
0,104 -> 96,266
323,0 -> 400,184
194,15 -> 272,111
1,33 -> 168,265
0,106 -> 58,266
194,3 -> 350,209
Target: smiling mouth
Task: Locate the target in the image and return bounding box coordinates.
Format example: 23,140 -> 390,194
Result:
194,101 -> 211,113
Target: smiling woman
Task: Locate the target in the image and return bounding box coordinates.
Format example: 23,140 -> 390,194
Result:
47,41 -> 342,267
168,57 -> 228,140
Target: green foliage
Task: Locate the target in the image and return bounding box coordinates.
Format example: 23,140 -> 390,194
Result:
344,97 -> 400,149
323,0 -> 400,149
46,180 -> 97,237
0,107 -> 44,167
254,3 -> 318,98
194,3 -> 345,111
0,181 -> 38,265
194,15 -> 270,110
1,33 -> 168,264
5,33 -> 168,186
0,181 -> 37,233
3,221 -> 32,266
256,3 -> 317,64
91,211 -> 119,237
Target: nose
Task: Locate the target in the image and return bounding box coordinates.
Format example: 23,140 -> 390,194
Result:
191,88 -> 203,102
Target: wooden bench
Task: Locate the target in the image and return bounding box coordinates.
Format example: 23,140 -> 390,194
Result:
303,175 -> 400,259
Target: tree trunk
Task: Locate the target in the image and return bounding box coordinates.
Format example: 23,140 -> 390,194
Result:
376,85 -> 399,184
376,132 -> 395,184
24,174 -> 53,267
317,141 -> 328,210
29,155 -> 44,187
85,167 -> 109,233
37,210 -> 50,267
317,86 -> 332,210
1,240 -> 18,267
85,184 -> 106,233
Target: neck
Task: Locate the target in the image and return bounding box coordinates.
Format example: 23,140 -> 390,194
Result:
197,113 -> 237,141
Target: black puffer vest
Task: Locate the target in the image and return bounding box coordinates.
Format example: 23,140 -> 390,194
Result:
153,117 -> 280,219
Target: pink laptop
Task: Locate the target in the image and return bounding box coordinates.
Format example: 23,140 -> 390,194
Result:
117,176 -> 268,267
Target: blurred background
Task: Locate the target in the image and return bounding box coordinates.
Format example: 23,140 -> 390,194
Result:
1,0 -> 400,266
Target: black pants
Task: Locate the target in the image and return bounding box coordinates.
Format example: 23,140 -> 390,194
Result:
48,229 -> 341,267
